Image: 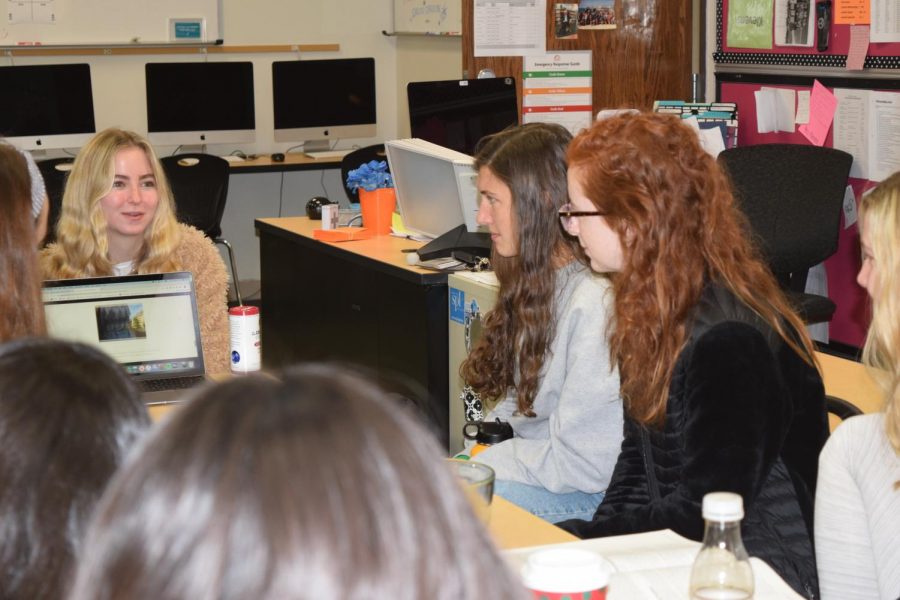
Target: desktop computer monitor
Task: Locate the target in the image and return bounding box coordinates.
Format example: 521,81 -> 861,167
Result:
271,57 -> 377,152
145,61 -> 256,146
407,77 -> 518,156
386,138 -> 490,261
0,63 -> 96,151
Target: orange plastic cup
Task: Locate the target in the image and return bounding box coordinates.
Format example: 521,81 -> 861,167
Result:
359,187 -> 396,236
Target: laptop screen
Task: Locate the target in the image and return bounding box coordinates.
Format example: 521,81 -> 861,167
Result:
42,272 -> 205,380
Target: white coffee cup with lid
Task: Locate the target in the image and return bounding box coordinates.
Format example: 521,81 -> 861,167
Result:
521,547 -> 613,599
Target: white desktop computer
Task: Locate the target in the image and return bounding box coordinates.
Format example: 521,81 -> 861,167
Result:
385,138 -> 490,261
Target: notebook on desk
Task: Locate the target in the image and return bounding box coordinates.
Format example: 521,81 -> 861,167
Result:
42,272 -> 207,404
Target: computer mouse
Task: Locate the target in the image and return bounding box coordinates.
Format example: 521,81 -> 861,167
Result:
271,152 -> 285,162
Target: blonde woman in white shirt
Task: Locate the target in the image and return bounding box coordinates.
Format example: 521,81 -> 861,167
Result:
815,171 -> 900,600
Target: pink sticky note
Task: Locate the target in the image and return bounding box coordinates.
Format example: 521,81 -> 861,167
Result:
798,81 -> 837,146
846,25 -> 870,70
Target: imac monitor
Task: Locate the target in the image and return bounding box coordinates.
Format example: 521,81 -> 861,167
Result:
0,63 -> 96,151
145,62 -> 256,146
407,77 -> 518,156
272,57 -> 376,151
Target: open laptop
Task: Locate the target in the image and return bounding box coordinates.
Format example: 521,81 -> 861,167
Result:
42,272 -> 206,404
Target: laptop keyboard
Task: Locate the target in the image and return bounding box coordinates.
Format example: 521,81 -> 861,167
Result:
137,375 -> 205,393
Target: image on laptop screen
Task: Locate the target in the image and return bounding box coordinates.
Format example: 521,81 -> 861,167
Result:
41,272 -> 205,380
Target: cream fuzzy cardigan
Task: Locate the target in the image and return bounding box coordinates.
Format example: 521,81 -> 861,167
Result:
41,224 -> 230,375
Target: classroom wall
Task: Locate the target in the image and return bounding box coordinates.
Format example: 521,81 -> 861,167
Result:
5,1 -> 461,293
395,35 -> 463,138
5,0 -> 401,157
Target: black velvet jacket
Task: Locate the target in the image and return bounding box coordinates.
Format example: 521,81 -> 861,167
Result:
560,285 -> 828,599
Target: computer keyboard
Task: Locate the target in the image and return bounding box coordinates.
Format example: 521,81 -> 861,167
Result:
138,375 -> 206,393
303,149 -> 351,160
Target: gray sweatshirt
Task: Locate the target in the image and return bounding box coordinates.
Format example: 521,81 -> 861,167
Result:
471,262 -> 622,494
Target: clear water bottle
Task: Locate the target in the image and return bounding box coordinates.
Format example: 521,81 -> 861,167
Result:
689,492 -> 754,600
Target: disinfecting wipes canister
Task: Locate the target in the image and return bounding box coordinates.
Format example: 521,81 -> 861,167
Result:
229,305 -> 261,373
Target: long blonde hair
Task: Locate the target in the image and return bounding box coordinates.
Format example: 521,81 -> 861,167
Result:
41,128 -> 182,278
859,171 -> 900,456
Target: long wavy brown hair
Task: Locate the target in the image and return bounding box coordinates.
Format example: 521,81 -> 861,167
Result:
0,144 -> 46,341
567,112 -> 815,427
460,123 -> 578,416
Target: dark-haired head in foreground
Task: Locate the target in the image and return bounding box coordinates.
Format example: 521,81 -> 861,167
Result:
0,337 -> 149,599
70,363 -> 527,600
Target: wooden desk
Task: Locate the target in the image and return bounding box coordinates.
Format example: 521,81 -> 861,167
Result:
816,350 -> 883,431
255,217 -> 451,447
490,496 -> 578,549
228,153 -> 342,174
816,351 -> 882,414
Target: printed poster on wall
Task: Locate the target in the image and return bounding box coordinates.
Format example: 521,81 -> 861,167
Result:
522,52 -> 592,136
727,0 -> 775,49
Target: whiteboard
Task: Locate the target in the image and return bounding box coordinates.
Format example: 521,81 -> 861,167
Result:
0,0 -> 221,46
393,0 -> 462,35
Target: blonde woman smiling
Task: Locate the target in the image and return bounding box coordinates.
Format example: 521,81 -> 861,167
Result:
40,128 -> 229,374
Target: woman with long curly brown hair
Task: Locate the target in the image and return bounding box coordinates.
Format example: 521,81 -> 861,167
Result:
557,112 -> 827,599
459,122 -> 621,523
0,144 -> 46,341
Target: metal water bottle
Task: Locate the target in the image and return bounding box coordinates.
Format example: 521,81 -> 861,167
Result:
689,492 -> 754,600
229,305 -> 261,373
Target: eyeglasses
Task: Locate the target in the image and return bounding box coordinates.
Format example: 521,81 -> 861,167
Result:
558,203 -> 605,232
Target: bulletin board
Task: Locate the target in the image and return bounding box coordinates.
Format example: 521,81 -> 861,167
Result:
392,0 -> 462,35
713,0 -> 900,68
0,0 -> 221,46
717,72 -> 900,347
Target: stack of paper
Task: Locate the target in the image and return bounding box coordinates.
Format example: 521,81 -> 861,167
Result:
504,529 -> 803,599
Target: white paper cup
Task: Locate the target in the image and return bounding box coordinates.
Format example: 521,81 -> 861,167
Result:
521,548 -> 613,599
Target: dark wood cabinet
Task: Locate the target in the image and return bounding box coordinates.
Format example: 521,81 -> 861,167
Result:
256,218 -> 450,447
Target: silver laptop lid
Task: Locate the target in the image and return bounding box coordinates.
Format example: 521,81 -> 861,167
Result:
41,272 -> 205,381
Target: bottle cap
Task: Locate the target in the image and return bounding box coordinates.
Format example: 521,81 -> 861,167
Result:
702,492 -> 744,521
475,419 -> 514,445
229,305 -> 259,316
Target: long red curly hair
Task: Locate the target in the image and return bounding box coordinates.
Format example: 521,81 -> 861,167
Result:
567,112 -> 816,427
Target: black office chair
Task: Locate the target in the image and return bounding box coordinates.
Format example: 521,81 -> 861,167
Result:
36,157 -> 74,246
718,144 -> 853,325
160,153 -> 242,305
826,394 -> 863,422
340,144 -> 389,204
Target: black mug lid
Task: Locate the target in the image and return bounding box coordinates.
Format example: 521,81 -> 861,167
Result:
475,419 -> 513,445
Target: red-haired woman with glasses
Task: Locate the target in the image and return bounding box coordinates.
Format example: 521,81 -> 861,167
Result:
557,112 -> 827,599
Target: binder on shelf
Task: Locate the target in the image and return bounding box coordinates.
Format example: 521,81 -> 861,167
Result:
653,100 -> 739,149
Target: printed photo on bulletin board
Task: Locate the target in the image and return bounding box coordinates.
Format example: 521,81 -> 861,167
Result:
714,0 -> 900,69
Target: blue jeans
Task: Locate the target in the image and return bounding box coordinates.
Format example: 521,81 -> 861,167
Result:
495,480 -> 604,524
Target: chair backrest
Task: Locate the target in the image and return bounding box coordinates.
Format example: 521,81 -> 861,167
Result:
36,158 -> 73,246
340,144 -> 389,204
718,144 -> 853,283
159,153 -> 230,239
